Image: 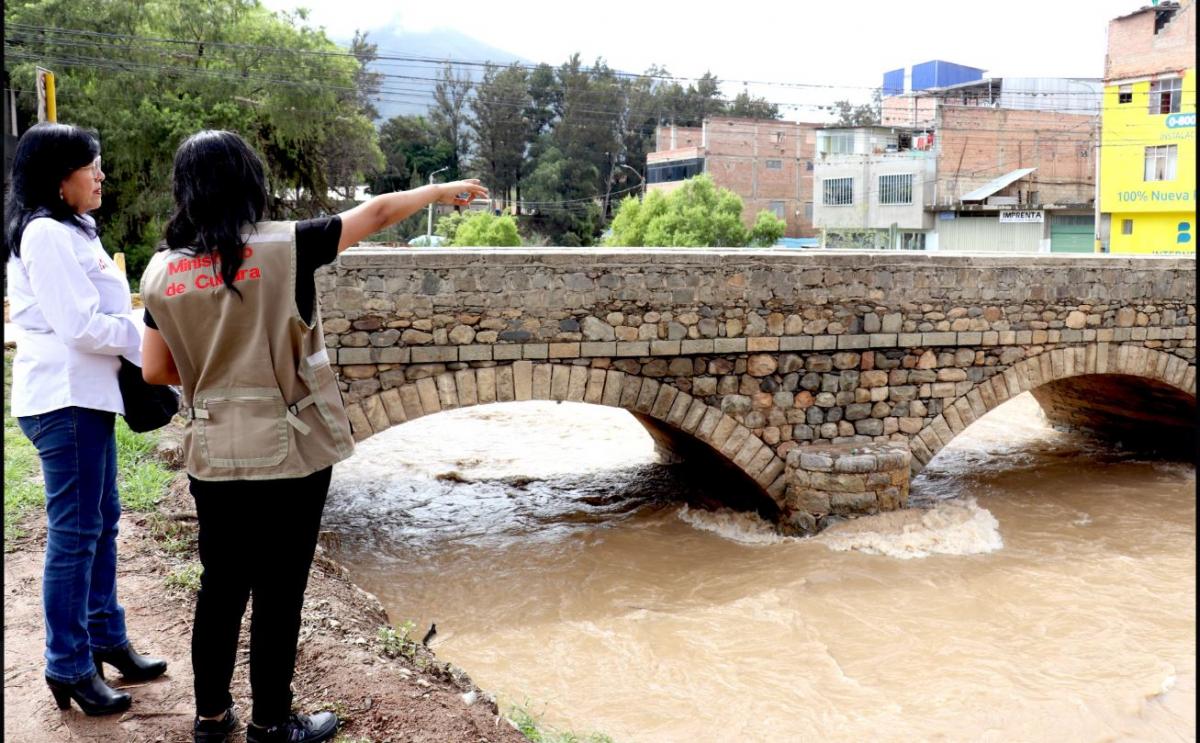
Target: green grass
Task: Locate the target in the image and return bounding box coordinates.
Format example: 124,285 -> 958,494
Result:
4,350 -> 43,543
507,703 -> 615,743
4,350 -> 173,544
114,418 -> 173,512
377,621 -> 419,659
164,561 -> 202,592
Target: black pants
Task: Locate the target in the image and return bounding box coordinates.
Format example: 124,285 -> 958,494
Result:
189,467 -> 331,724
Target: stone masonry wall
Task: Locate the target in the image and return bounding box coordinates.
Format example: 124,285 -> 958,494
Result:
316,249 -> 1196,525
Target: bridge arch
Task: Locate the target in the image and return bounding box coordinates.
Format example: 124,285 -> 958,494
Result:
346,361 -> 789,511
909,343 -> 1197,473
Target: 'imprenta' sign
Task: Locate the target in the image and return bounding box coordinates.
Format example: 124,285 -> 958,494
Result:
999,210 -> 1044,223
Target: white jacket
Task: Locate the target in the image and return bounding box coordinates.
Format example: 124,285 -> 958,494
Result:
7,216 -> 143,417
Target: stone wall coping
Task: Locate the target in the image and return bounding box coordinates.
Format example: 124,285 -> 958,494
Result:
334,335 -> 1110,365
338,247 -> 1195,271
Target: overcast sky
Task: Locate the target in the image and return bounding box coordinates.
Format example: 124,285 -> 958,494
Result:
261,0 -> 1144,118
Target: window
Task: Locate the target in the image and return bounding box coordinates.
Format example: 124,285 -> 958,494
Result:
1144,145 -> 1177,181
774,132 -> 785,145
1122,219 -> 1134,235
804,202 -> 813,220
878,173 -> 914,205
900,232 -> 926,251
768,201 -> 786,219
823,177 -> 853,206
1118,85 -> 1133,104
1149,78 -> 1181,114
820,132 -> 855,155
765,159 -> 783,170
647,157 -> 705,184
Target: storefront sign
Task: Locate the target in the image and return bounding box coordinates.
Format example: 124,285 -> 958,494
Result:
1166,113 -> 1196,129
999,210 -> 1044,223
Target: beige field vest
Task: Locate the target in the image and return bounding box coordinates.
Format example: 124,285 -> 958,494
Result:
141,221 -> 355,481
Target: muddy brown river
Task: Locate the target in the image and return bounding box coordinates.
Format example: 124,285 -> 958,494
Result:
321,392 -> 1195,742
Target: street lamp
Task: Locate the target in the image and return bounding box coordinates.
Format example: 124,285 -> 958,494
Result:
616,163 -> 644,200
426,166 -> 450,242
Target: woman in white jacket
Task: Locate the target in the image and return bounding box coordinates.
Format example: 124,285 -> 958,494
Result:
5,122 -> 167,716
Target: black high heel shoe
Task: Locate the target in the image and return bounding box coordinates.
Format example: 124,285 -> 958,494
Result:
46,672 -> 132,716
93,644 -> 168,682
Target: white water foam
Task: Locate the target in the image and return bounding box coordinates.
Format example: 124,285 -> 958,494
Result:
675,505 -> 789,545
815,497 -> 1004,559
675,498 -> 1005,559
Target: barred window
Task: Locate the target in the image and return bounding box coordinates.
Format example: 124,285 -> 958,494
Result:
878,173 -> 913,205
768,201 -> 786,219
765,159 -> 783,170
1144,145 -> 1177,181
1149,78 -> 1181,115
823,177 -> 853,206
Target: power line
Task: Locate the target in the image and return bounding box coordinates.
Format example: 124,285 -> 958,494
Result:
7,23 -> 1191,100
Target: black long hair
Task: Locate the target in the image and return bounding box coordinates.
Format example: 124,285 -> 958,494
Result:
4,122 -> 100,262
163,130 -> 269,295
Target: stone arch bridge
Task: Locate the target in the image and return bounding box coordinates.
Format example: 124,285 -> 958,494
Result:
316,250 -> 1195,534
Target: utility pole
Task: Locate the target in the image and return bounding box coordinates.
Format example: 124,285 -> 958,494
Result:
426,166 -> 449,243
35,67 -> 56,123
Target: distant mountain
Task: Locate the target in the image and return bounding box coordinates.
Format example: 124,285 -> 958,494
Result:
332,27 -> 531,122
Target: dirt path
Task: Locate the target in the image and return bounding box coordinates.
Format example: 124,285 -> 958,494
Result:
3,475 -> 532,742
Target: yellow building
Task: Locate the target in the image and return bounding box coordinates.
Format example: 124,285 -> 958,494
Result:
1098,1 -> 1196,254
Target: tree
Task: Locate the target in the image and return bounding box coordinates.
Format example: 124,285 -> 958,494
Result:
368,114 -> 454,203
726,90 -> 780,120
449,210 -> 521,247
605,174 -> 786,247
830,89 -> 882,126
520,144 -> 601,246
434,210 -> 468,242
4,0 -> 381,283
468,63 -> 529,211
517,55 -> 624,244
429,63 -> 473,180
748,209 -> 788,246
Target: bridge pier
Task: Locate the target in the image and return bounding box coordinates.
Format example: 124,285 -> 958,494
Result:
781,443 -> 912,535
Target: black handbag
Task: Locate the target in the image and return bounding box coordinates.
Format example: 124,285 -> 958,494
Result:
117,357 -> 181,433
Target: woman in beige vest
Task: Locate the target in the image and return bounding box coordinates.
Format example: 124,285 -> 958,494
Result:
140,130 -> 486,743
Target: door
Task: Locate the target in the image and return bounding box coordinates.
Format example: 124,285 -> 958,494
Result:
1050,214 -> 1094,253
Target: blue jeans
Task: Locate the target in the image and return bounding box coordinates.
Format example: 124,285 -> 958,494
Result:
18,407 -> 129,684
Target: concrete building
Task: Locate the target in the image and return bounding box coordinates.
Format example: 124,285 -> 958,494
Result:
1097,0 -> 1196,254
814,69 -> 1099,252
646,116 -> 822,239
810,126 -> 937,250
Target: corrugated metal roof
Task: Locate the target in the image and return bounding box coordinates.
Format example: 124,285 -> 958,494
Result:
960,167 -> 1037,201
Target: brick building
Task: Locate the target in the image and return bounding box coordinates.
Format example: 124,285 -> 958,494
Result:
646,116 -> 822,239
814,73 -> 1099,252
1098,0 -> 1196,254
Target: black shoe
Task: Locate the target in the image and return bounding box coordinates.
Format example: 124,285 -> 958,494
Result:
93,644 -> 168,682
46,672 -> 132,716
194,706 -> 239,743
246,712 -> 339,743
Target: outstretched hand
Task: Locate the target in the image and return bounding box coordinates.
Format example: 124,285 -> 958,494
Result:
436,179 -> 489,206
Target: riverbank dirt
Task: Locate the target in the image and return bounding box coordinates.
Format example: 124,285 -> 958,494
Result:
3,438 -> 532,742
